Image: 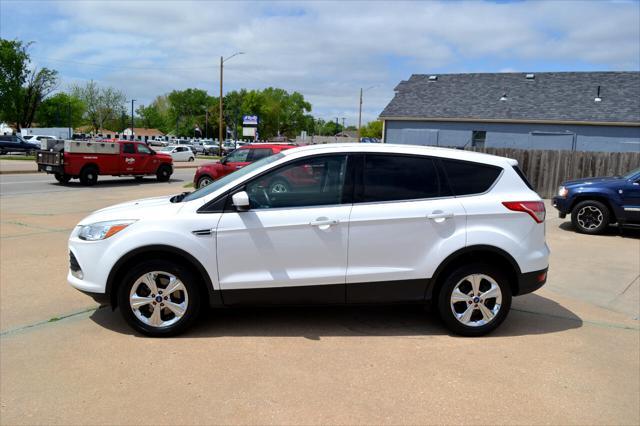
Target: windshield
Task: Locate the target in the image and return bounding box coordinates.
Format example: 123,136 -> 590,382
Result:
623,167 -> 640,180
181,153 -> 285,202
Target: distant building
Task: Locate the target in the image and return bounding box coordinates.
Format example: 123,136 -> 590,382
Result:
123,128 -> 165,141
380,72 -> 640,152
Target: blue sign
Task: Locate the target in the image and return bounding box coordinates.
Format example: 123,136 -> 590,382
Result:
242,115 -> 258,126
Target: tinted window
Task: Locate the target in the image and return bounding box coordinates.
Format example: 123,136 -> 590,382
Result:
359,155 -> 443,202
441,159 -> 502,195
123,143 -> 135,154
225,149 -> 250,163
248,148 -> 273,161
246,155 -> 347,209
512,166 -> 534,191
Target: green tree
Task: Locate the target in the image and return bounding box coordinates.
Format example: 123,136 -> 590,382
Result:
0,39 -> 59,130
360,120 -> 382,138
167,88 -> 216,137
137,95 -> 171,132
35,92 -> 85,128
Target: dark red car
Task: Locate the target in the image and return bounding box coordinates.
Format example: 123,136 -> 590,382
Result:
193,143 -> 297,188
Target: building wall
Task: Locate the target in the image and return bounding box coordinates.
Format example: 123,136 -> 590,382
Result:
383,120 -> 640,152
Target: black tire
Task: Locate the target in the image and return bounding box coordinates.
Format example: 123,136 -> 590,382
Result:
117,260 -> 202,337
268,178 -> 290,194
54,173 -> 71,184
436,263 -> 512,337
571,200 -> 610,234
79,166 -> 98,186
134,176 -> 144,182
156,164 -> 172,182
197,175 -> 214,189
188,156 -> 195,162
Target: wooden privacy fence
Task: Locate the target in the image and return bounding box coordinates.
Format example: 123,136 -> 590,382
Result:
467,148 -> 640,198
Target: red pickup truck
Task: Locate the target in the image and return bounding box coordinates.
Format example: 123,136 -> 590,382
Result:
36,140 -> 173,185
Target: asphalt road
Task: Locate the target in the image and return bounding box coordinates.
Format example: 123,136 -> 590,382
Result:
0,182 -> 638,424
0,169 -> 196,197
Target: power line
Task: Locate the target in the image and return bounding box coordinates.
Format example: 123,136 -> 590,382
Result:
34,56 -> 222,71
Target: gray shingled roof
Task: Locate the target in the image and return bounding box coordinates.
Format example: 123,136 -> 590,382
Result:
380,72 -> 640,124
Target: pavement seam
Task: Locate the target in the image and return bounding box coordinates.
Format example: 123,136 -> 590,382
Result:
0,306 -> 103,337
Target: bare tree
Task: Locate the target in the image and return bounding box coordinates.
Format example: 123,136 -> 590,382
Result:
71,81 -> 126,132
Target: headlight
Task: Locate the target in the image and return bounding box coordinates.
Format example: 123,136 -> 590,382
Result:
557,186 -> 569,198
78,220 -> 136,241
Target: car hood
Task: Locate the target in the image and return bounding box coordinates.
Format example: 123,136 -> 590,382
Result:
78,195 -> 181,225
562,176 -> 622,187
155,153 -> 173,161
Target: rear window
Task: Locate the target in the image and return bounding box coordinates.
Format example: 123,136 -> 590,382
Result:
359,154 -> 445,202
440,159 -> 502,196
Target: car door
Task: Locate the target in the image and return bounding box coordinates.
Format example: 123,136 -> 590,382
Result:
133,143 -> 153,173
216,154 -> 352,305
120,143 -> 138,173
346,154 -> 467,303
621,173 -> 640,223
223,148 -> 251,172
172,147 -> 186,161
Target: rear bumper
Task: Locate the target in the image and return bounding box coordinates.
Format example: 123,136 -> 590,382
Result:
37,163 -> 64,174
516,267 -> 548,296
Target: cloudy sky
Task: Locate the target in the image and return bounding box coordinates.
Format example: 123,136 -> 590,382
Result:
1,0 -> 639,125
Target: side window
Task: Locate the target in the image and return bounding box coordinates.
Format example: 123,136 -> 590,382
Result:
226,149 -> 250,163
137,144 -> 152,154
359,155 -> 443,202
245,155 -> 347,209
123,143 -> 135,154
248,148 -> 273,162
440,159 -> 502,195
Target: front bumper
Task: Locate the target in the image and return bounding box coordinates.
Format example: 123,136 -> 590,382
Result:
516,267 -> 548,296
552,196 -> 571,218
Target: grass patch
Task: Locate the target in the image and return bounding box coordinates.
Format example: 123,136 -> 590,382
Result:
183,182 -> 194,188
198,155 -> 221,160
1,155 -> 35,161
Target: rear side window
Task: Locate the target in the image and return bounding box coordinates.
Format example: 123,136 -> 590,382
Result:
359,154 -> 444,202
440,159 -> 502,196
512,166 -> 534,191
123,143 -> 135,154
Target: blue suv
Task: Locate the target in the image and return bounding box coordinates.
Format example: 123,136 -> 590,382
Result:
552,168 -> 640,234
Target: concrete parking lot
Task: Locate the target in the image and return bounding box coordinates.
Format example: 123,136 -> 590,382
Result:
1,173 -> 638,425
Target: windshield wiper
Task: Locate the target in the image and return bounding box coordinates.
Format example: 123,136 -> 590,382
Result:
170,191 -> 191,203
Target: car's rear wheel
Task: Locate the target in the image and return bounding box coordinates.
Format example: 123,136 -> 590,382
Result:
79,166 -> 98,186
437,263 -> 512,336
188,156 -> 195,162
118,260 -> 202,337
197,175 -> 213,189
156,164 -> 172,182
571,200 -> 610,234
54,173 -> 71,184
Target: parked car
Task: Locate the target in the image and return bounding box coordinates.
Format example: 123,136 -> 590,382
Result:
24,135 -> 58,146
193,143 -> 297,188
202,141 -> 220,156
67,143 -> 549,337
159,145 -> 195,162
189,140 -> 206,155
552,167 -> 640,234
0,134 -> 40,154
36,140 -> 173,185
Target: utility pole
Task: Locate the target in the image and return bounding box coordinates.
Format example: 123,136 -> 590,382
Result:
131,99 -> 136,141
341,117 -> 346,131
219,52 -> 245,154
335,117 -> 339,135
67,102 -> 72,139
205,110 -> 209,139
357,88 -> 363,141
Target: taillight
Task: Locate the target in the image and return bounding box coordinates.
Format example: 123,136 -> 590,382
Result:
502,201 -> 546,223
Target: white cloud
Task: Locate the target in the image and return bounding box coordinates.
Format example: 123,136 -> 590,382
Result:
3,0 -> 638,125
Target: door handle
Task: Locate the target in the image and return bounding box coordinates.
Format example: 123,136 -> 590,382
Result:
427,212 -> 454,220
310,218 -> 339,227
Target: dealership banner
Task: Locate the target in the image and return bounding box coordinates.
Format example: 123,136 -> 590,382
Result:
242,115 -> 259,126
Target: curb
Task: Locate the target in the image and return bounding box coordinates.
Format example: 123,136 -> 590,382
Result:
0,165 -> 200,175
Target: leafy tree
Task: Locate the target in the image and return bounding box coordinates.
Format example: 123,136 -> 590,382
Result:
137,95 -> 171,132
35,92 -> 85,128
0,38 -> 59,130
167,88 -> 216,137
70,81 -> 126,132
360,120 -> 383,138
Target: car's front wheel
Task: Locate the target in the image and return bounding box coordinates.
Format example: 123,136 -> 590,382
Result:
197,175 -> 213,188
117,260 -> 202,337
437,263 -> 512,336
571,200 -> 610,234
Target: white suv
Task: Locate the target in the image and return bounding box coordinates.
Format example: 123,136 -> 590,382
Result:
68,144 -> 549,337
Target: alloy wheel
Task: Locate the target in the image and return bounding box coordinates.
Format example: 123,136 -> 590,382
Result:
129,271 -> 189,328
198,177 -> 212,188
449,274 -> 502,327
576,206 -> 603,230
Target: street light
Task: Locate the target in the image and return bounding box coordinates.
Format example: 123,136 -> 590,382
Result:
131,99 -> 136,141
219,51 -> 245,154
357,85 -> 376,141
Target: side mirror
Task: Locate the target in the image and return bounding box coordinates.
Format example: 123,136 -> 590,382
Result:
232,191 -> 250,211
220,157 -> 227,165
